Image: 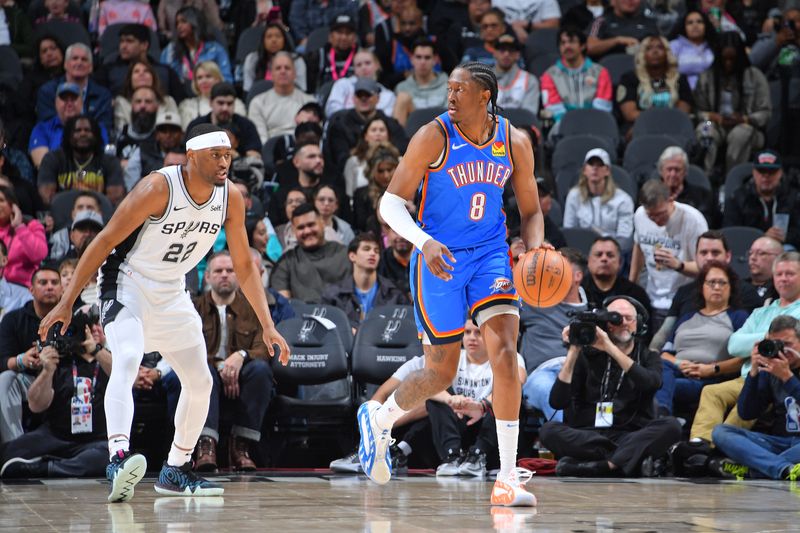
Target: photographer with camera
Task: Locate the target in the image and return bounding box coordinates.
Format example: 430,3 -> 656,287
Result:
0,293 -> 112,478
0,268 -> 62,444
750,8 -> 800,77
710,315 -> 800,480
539,296 -> 682,477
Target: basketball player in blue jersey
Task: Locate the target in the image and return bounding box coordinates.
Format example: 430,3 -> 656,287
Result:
358,62 -> 547,506
39,124 -> 290,502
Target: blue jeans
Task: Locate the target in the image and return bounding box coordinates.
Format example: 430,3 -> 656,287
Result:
523,363 -> 563,423
162,359 -> 273,442
712,424 -> 800,479
655,359 -> 725,415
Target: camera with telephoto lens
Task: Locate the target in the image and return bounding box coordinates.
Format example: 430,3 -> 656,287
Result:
758,339 -> 785,359
567,309 -> 623,346
43,306 -> 100,357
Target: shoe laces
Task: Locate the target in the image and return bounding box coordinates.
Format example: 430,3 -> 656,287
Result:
505,467 -> 534,486
197,437 -> 215,455
722,461 -> 748,480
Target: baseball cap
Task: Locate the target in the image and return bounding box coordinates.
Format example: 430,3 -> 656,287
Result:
71,210 -> 104,231
330,14 -> 356,32
753,149 -> 782,170
354,77 -> 381,96
495,32 -> 522,51
155,109 -> 182,129
584,148 -> 611,166
57,82 -> 81,98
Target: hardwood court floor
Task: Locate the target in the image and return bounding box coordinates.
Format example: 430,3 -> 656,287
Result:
2,472 -> 799,532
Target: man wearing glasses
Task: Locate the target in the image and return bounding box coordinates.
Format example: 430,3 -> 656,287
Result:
747,236 -> 782,302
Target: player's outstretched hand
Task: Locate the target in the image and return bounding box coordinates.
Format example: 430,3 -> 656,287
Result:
264,325 -> 291,366
38,301 -> 74,341
422,239 -> 456,281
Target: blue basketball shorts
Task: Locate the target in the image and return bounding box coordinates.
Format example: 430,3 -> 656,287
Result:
409,243 -> 520,345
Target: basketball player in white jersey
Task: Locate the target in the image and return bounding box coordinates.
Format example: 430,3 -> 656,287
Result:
39,124 -> 291,502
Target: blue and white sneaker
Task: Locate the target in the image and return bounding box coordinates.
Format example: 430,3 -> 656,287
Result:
357,400 -> 393,485
106,450 -> 148,503
154,461 -> 225,497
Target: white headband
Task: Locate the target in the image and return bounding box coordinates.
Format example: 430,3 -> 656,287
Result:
186,131 -> 231,152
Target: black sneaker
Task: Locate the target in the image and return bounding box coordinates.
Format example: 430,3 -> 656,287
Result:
390,444 -> 408,475
458,448 -> 487,477
640,455 -> 668,478
708,458 -> 750,480
0,457 -> 48,479
435,448 -> 463,476
555,457 -> 612,477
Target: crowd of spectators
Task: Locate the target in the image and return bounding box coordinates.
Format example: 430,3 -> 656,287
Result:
1,0 -> 800,481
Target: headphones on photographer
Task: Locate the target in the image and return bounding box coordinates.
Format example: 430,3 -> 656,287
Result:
602,295 -> 649,338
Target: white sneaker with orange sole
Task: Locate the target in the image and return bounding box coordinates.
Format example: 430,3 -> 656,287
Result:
490,468 -> 537,507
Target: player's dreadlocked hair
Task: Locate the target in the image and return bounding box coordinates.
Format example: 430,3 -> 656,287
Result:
457,61 -> 500,118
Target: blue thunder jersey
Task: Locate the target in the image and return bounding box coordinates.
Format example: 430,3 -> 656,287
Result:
418,112 -> 514,251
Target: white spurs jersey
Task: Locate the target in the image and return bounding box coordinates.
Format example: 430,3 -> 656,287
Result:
99,165 -> 228,287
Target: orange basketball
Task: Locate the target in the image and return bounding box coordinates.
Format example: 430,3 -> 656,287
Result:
513,249 -> 573,308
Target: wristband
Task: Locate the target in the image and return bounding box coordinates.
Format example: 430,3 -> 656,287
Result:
90,344 -> 103,356
16,354 -> 24,372
237,349 -> 249,360
480,398 -> 493,417
676,261 -> 685,272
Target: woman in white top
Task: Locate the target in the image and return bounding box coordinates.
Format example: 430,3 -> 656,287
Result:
178,60 -> 246,130
242,22 -> 307,92
324,49 -> 395,117
342,116 -> 392,198
563,148 -> 635,251
313,184 -> 355,246
113,60 -> 178,133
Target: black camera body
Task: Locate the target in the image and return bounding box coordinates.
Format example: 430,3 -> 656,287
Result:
43,306 -> 100,358
758,338 -> 785,359
568,309 -> 623,346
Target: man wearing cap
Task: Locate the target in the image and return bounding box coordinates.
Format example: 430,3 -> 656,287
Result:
376,5 -> 433,90
248,52 -> 315,145
304,13 -> 359,93
288,1 -> 358,50
187,83 -> 261,159
124,110 -> 185,190
49,210 -> 105,264
48,192 -> 104,264
493,31 -> 539,112
36,43 -> 113,133
541,26 -> 613,134
29,83 -> 110,169
93,23 -> 186,101
324,77 -> 408,175
723,150 -> 800,249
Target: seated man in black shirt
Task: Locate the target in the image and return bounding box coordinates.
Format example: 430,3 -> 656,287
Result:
582,236 -> 652,328
0,306 -> 112,478
186,83 -> 261,159
649,231 -> 764,351
540,296 -> 682,477
587,0 -> 660,59
746,236 -> 781,303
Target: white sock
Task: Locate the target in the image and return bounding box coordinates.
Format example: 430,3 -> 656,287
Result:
108,436 -> 130,460
374,392 -> 408,431
496,419 -> 519,477
167,442 -> 193,467
397,440 -> 412,456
